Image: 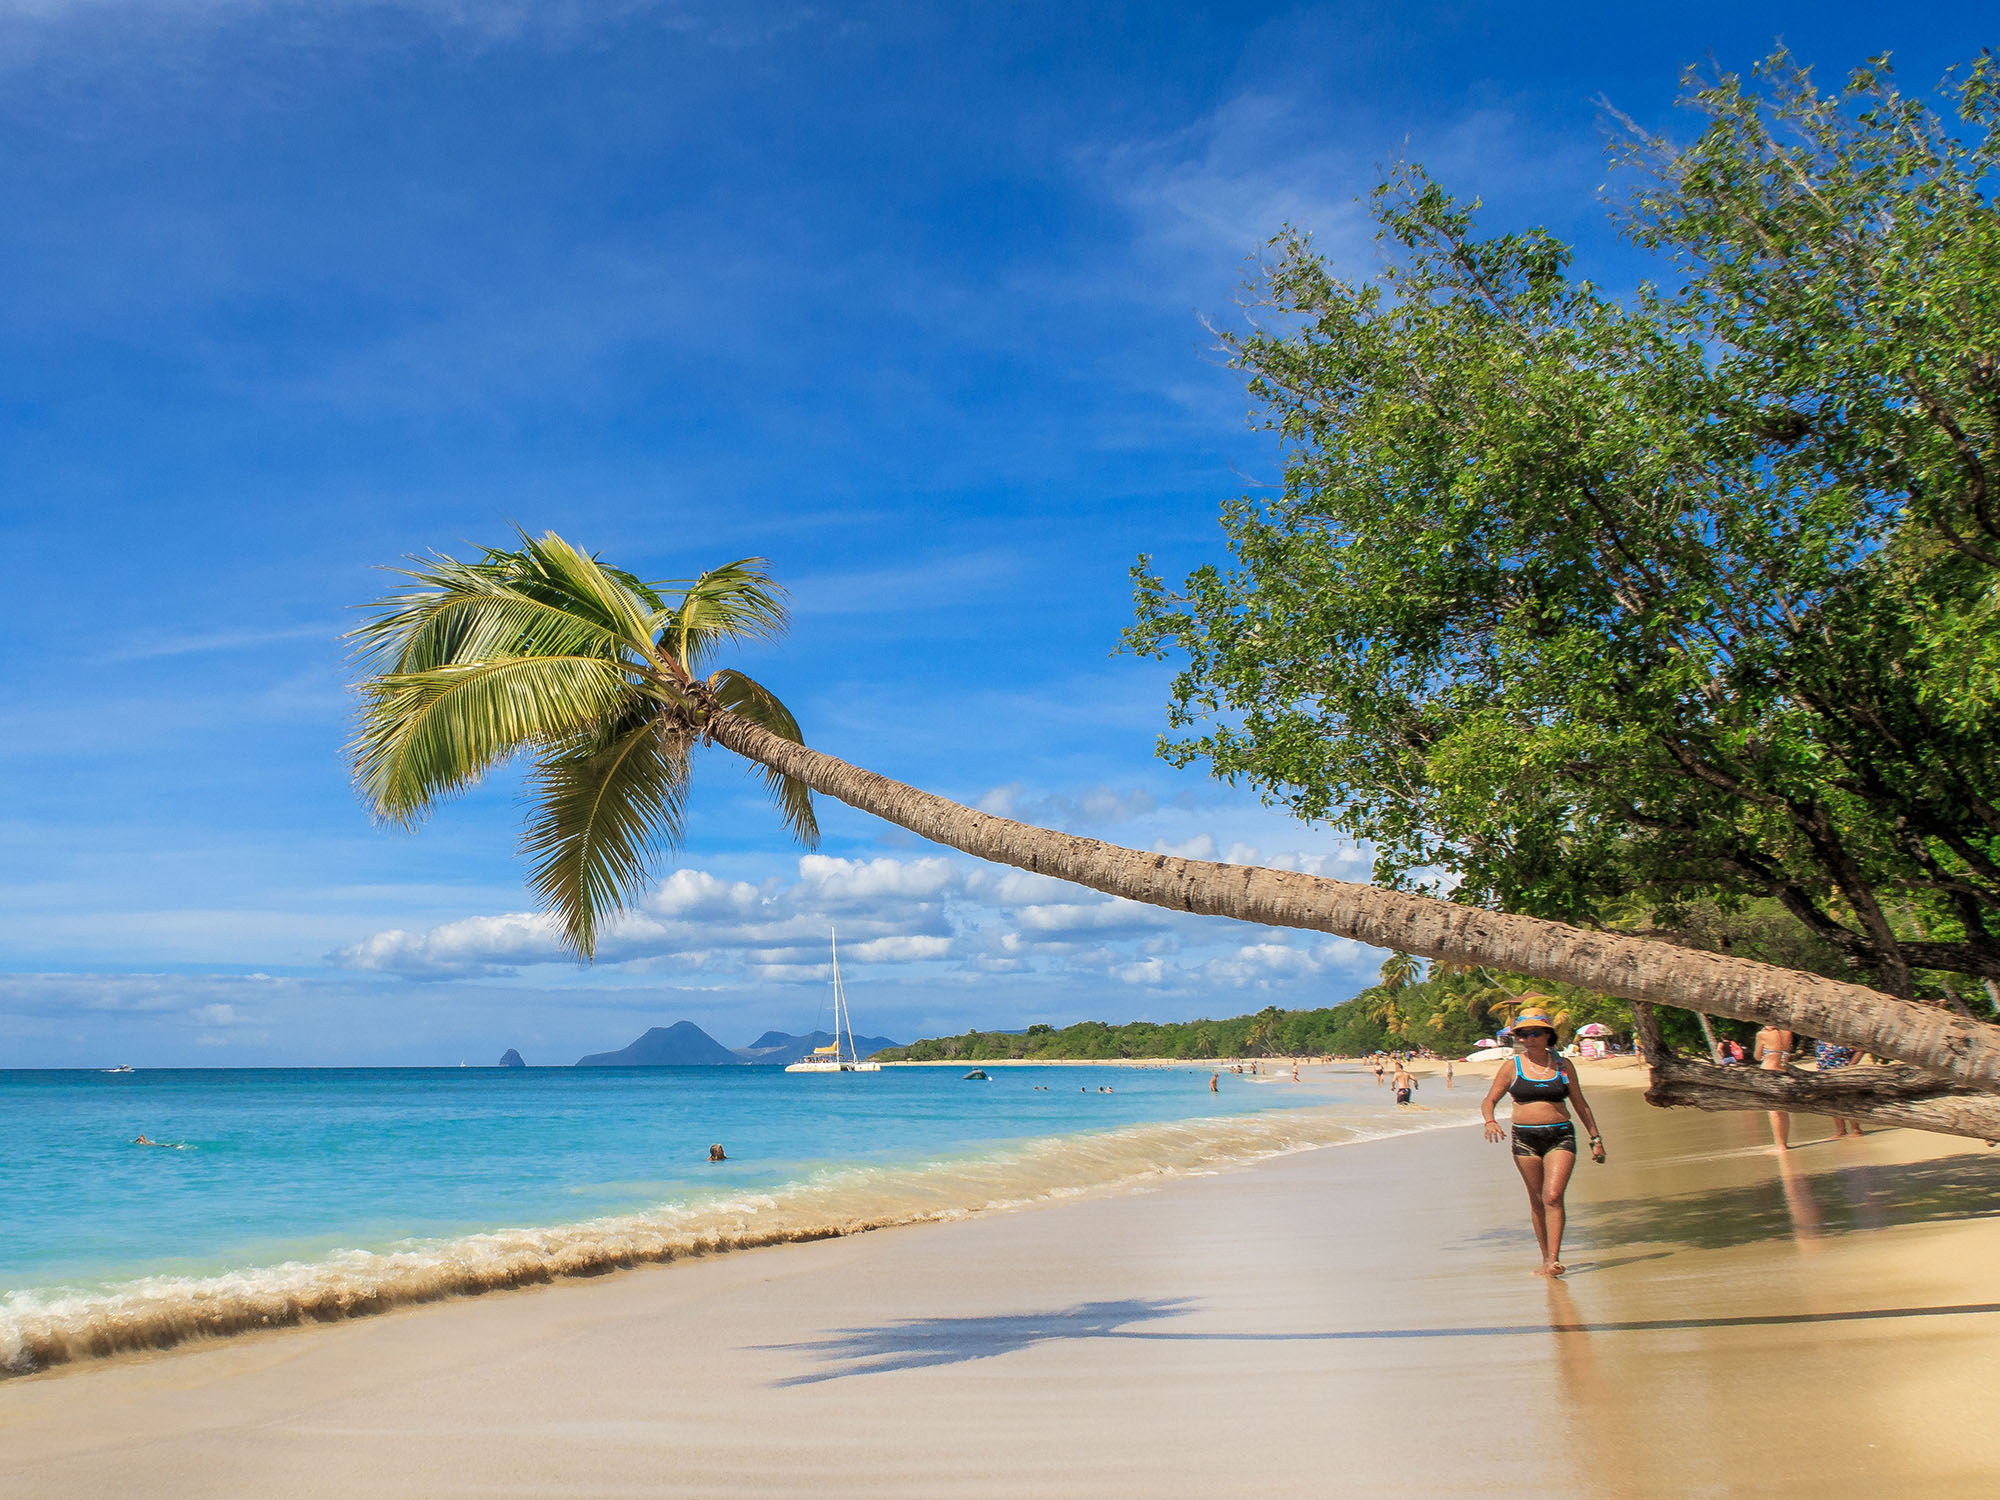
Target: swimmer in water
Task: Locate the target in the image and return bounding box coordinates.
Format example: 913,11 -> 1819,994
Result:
1210,1073 -> 1219,1092
1391,1064 -> 1416,1105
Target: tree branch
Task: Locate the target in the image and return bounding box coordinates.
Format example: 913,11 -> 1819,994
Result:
1632,1001 -> 2000,1140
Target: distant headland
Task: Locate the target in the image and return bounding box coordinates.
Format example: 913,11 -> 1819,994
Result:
574,1021 -> 901,1068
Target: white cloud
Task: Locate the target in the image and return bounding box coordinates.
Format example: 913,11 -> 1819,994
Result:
797,855 -> 958,903
1153,833 -> 1216,860
976,782 -> 1158,830
338,911 -> 565,976
845,934 -> 952,963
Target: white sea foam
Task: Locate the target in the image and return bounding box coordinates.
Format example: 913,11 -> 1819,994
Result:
0,1104 -> 1464,1376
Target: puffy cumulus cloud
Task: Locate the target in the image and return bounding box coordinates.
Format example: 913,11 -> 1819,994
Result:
1201,937 -> 1375,990
329,837 -> 1393,1004
797,855 -> 958,904
976,783 -> 1157,830
1009,899 -> 1172,939
642,869 -> 767,920
1115,957 -> 1166,986
335,855 -> 964,980
337,911 -> 565,977
964,867 -> 1074,908
833,934 -> 947,964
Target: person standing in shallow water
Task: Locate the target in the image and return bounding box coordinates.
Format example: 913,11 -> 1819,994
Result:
1481,1005 -> 1604,1277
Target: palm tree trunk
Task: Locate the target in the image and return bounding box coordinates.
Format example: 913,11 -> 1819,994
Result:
1694,1012 -> 1723,1064
707,711 -> 2000,1096
1633,1004 -> 2000,1139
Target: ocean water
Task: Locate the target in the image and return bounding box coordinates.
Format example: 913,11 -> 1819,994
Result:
1,1063 -> 1458,1374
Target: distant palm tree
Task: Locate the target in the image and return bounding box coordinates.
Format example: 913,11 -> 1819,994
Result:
343,532 -> 2000,1097
1378,951 -> 1421,992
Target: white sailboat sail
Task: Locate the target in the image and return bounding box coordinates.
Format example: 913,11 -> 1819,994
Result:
784,927 -> 882,1073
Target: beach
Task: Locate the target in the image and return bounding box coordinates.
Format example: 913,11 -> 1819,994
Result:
5,1066 -> 1997,1498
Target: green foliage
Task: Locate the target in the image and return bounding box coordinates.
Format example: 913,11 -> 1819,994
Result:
1128,50 -> 2000,1000
348,533 -> 818,957
877,969 -> 1646,1063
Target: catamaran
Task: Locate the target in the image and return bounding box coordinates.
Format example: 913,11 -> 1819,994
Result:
784,927 -> 881,1073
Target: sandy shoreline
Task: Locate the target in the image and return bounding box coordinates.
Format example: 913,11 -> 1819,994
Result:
5,1071 -> 1997,1497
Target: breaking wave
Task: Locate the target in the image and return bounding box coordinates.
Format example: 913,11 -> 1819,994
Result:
2,1103 -> 1461,1376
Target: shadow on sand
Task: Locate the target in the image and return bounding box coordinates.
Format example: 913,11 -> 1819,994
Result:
761,1295 -> 2000,1384
760,1299 -> 1196,1385
1576,1151 -> 2000,1252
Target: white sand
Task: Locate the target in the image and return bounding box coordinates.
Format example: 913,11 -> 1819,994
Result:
4,1076 -> 1997,1498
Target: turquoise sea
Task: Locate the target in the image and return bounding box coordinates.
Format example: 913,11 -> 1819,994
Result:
1,1063 -> 1447,1374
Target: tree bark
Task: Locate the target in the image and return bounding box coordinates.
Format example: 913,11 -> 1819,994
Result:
1632,1003 -> 2000,1141
706,711 -> 2000,1090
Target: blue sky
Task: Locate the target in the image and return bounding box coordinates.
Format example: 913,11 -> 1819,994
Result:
2,1 -> 1988,1066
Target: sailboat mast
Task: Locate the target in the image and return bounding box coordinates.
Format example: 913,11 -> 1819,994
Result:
831,925 -> 850,1066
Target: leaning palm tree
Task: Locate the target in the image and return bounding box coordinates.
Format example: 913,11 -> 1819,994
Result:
348,534 -> 2000,1137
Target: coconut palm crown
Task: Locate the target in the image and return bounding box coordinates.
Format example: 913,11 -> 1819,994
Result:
348,532 -> 817,957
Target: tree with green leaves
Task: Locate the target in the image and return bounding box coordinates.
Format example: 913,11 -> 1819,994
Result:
349,528 -> 2000,1134
1377,951 -> 1421,992
1127,49 -> 2000,1132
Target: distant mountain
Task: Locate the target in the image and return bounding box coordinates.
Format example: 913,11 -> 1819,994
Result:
575,1022 -> 742,1067
498,1048 -> 526,1068
733,1029 -> 901,1066
574,1022 -> 903,1067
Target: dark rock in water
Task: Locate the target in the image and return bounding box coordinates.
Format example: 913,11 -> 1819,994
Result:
963,1069 -> 988,1081
497,1048 -> 526,1068
576,1021 -> 742,1067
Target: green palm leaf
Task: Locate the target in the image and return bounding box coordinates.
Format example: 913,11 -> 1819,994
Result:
711,667 -> 819,846
353,655 -> 636,821
662,559 -> 791,675
347,534 -> 817,958
522,712 -> 692,959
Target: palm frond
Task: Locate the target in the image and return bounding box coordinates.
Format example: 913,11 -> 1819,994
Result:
353,655 -> 635,822
661,559 -> 790,674
523,712 -> 691,958
350,552 -> 634,677
509,531 -> 663,660
710,666 -> 819,846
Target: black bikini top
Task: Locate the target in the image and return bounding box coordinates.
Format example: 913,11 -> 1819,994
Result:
1508,1058 -> 1570,1103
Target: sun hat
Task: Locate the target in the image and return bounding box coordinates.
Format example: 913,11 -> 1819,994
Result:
1511,1006 -> 1559,1036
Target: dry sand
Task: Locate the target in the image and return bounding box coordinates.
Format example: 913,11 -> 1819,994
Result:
4,1070 -> 1997,1498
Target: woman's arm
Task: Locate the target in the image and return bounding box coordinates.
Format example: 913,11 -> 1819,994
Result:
1565,1063 -> 1605,1162
1481,1063 -> 1513,1143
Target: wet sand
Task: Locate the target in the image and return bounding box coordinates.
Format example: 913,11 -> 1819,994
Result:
4,1078 -> 1997,1497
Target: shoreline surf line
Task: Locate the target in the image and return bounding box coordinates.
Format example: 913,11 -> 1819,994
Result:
2,1103 -> 1472,1379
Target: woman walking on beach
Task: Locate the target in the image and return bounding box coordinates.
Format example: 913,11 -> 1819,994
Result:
1481,1006 -> 1604,1277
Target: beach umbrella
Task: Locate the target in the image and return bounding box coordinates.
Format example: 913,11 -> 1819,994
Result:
1474,1037 -> 1500,1048
1575,1022 -> 1613,1037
